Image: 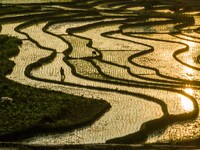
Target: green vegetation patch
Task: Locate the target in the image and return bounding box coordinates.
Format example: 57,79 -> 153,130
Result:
0,35 -> 110,139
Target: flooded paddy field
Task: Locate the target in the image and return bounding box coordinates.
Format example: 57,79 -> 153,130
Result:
1,0 -> 200,146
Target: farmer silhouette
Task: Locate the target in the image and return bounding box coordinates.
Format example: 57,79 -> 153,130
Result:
60,67 -> 65,82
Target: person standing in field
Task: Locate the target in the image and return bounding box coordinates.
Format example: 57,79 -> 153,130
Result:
60,67 -> 65,82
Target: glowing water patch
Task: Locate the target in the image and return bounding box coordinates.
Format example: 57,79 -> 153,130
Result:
186,40 -> 197,48
180,88 -> 194,112
183,66 -> 194,80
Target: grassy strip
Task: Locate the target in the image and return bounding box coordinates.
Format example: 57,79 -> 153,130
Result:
0,34 -> 111,140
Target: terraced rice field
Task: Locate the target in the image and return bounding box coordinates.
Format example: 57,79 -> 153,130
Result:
1,0 -> 200,145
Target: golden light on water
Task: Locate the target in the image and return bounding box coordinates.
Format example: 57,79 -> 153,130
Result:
178,38 -> 197,111
184,67 -> 194,80
180,88 -> 194,112
183,58 -> 195,80
188,41 -> 196,47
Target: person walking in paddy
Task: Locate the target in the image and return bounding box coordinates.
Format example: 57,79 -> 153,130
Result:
60,67 -> 65,82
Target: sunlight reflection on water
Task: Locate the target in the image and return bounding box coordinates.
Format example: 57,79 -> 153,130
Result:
184,66 -> 194,80
187,40 -> 197,48
180,88 -> 194,112
181,43 -> 195,79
